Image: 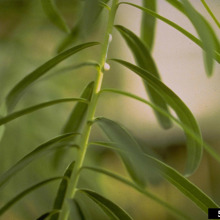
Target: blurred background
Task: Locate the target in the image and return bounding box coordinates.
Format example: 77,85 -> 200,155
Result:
0,0 -> 220,219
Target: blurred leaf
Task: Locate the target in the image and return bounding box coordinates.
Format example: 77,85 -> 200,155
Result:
119,2 -> 220,63
69,199 -> 86,220
115,25 -> 172,129
0,133 -> 79,189
141,0 -> 156,50
53,82 -> 94,167
41,0 -> 70,33
6,42 -> 99,112
79,189 -> 133,220
0,103 -> 6,142
145,155 -> 220,213
111,59 -> 203,176
82,166 -> 192,220
95,117 -> 160,187
0,177 -> 63,216
36,210 -> 60,220
0,98 -> 88,126
50,161 -> 75,220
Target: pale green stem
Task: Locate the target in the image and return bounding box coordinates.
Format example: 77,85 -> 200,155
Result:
58,1 -> 118,220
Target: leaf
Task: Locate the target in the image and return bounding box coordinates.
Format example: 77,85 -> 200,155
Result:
119,2 -> 220,63
82,166 -> 192,220
79,189 -> 133,220
145,155 -> 219,213
115,25 -> 172,129
111,59 -> 203,176
50,161 -> 75,220
69,199 -> 86,220
0,133 -> 79,189
141,0 -> 157,50
53,82 -> 94,167
0,177 -> 62,216
0,98 -> 88,126
36,210 -> 60,220
0,103 -> 6,142
41,0 -> 70,33
95,117 -> 160,187
6,42 -> 99,112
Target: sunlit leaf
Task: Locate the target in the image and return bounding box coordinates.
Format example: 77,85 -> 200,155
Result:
95,117 -> 160,187
82,166 -> 192,220
0,133 -> 79,189
79,189 -> 133,220
141,0 -> 157,50
0,177 -> 63,216
50,161 -> 75,220
115,25 -> 172,129
53,82 -> 94,167
0,98 -> 88,126
111,59 -> 202,176
6,42 -> 99,112
41,0 -> 70,33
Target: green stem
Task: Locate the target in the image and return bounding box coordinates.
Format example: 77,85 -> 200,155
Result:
58,1 -> 118,219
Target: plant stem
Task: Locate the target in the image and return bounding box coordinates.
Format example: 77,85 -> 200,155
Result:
59,1 -> 118,219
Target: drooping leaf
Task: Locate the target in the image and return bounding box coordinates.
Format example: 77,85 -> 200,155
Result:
111,59 -> 202,176
0,133 -> 79,189
0,98 -> 88,126
36,210 -> 60,220
53,82 -> 94,167
6,42 -> 99,112
41,0 -> 70,33
82,166 -> 192,220
141,0 -> 157,50
119,2 -> 220,63
115,25 -> 172,129
50,161 -> 75,220
95,117 -> 160,187
79,189 -> 133,220
0,177 -> 63,216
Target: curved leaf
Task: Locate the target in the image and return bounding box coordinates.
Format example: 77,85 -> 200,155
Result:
51,161 -> 75,220
141,0 -> 157,50
115,25 -> 172,129
119,2 -> 220,63
0,98 -> 88,126
41,0 -> 70,33
69,199 -> 86,220
0,177 -> 63,216
111,59 -> 202,176
82,166 -> 192,220
6,42 -> 99,112
79,189 -> 133,220
95,117 -> 160,187
53,82 -> 94,167
0,133 -> 79,189
36,210 -> 60,220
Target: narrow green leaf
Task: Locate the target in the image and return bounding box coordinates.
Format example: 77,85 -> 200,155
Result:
36,210 -> 60,220
79,189 -> 133,220
0,177 -> 63,216
181,0 -> 215,76
0,103 -> 6,142
0,133 -> 79,189
95,117 -> 160,187
69,199 -> 86,220
146,155 -> 219,213
41,0 -> 70,33
141,0 -> 157,50
53,82 -> 94,167
111,59 -> 203,176
0,98 -> 88,126
82,166 -> 192,220
6,42 -> 99,112
115,25 -> 172,129
50,161 -> 75,220
119,2 -> 220,63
